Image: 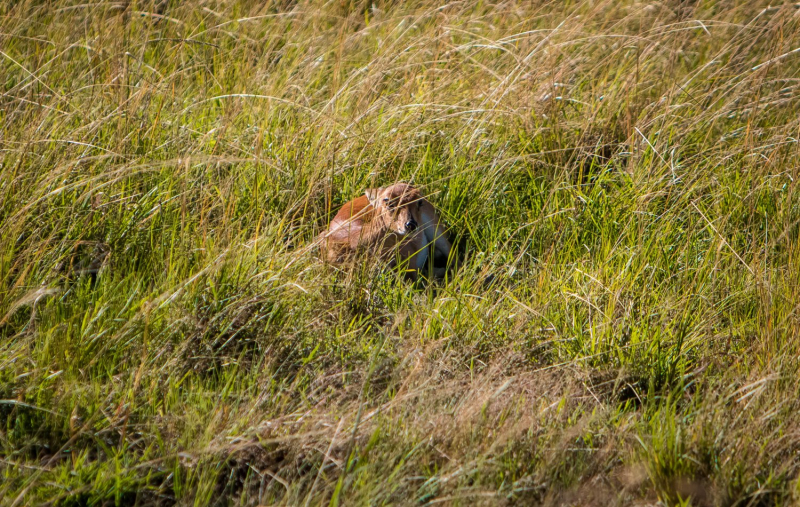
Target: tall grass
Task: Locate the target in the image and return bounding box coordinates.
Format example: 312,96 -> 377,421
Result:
3,0 -> 800,504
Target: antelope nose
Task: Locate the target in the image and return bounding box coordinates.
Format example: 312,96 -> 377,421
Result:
405,219 -> 418,231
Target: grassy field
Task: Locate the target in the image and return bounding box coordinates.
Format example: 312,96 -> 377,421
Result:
3,0 -> 800,505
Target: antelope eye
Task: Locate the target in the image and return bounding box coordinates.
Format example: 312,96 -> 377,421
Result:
418,201 -> 423,209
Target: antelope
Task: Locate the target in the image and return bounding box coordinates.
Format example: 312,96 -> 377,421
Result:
319,183 -> 452,280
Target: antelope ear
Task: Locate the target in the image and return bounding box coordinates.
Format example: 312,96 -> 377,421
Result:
364,187 -> 383,207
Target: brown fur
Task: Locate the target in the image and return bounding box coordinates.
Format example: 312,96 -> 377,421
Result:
319,183 -> 452,280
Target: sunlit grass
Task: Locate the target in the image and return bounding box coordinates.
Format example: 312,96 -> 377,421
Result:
2,0 -> 800,505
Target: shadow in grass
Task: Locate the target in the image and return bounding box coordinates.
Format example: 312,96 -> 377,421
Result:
56,488 -> 175,507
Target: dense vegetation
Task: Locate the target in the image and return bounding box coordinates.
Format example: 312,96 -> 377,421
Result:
3,1 -> 800,505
